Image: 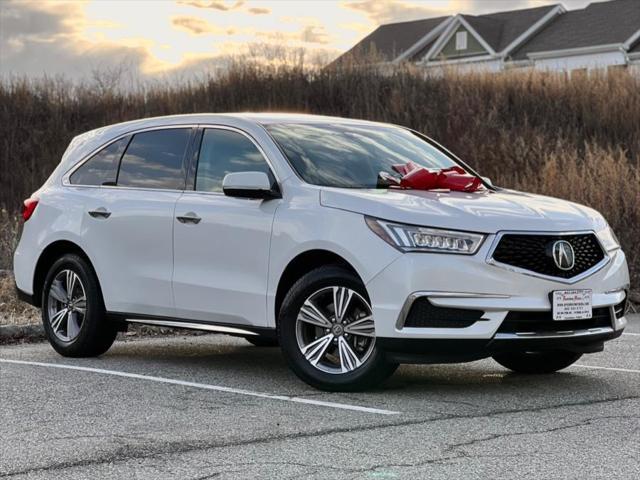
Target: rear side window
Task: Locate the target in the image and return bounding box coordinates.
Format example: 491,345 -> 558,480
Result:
118,129 -> 191,190
195,129 -> 273,192
69,137 -> 129,186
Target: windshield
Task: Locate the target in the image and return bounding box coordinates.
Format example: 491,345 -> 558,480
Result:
266,123 -> 461,188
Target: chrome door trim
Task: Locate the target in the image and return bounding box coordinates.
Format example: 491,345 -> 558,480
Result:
126,318 -> 258,336
485,230 -> 610,285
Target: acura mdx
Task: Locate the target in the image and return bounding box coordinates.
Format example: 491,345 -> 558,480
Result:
14,114 -> 630,390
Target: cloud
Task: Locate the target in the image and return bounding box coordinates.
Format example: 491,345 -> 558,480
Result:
0,1 -> 154,81
300,26 -> 330,45
342,0 -> 446,24
177,1 -> 270,16
247,7 -> 270,15
256,24 -> 331,45
177,0 -> 245,11
455,0 -> 533,15
171,16 -> 235,35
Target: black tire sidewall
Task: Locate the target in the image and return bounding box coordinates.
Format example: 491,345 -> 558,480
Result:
278,265 -> 396,391
41,254 -> 115,357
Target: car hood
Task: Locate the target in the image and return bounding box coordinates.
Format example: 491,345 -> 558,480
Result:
320,188 -> 605,233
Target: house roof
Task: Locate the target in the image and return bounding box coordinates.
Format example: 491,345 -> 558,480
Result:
468,4 -> 560,52
513,0 -> 640,59
333,4 -> 559,66
333,16 -> 450,65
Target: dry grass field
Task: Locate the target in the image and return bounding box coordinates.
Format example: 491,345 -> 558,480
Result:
1,64 -> 638,295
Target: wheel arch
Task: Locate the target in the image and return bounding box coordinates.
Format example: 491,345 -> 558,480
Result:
32,240 -> 98,308
274,249 -> 366,323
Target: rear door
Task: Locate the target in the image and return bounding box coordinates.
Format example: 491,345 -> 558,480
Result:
172,127 -> 280,327
70,127 -> 194,317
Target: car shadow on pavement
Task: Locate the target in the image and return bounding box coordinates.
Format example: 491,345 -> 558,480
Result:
99,335 -> 627,406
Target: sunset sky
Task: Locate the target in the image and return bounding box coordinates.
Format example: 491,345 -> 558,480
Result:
1,0 -> 593,80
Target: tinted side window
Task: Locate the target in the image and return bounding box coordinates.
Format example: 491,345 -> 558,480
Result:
118,129 -> 190,189
195,129 -> 272,193
69,137 -> 129,186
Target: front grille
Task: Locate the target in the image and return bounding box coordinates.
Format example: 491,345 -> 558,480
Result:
497,307 -> 612,334
403,298 -> 484,328
492,233 -> 605,279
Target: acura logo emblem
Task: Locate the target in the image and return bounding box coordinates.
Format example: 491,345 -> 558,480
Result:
552,240 -> 575,270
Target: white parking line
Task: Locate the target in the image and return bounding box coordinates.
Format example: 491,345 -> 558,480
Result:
573,364 -> 640,374
622,332 -> 640,337
0,359 -> 400,416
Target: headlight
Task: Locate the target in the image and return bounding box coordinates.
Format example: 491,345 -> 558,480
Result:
365,217 -> 485,254
596,225 -> 620,252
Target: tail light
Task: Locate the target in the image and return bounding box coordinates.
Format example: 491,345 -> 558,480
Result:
22,197 -> 39,221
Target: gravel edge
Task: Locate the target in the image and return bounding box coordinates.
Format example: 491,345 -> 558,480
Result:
0,323 -> 211,345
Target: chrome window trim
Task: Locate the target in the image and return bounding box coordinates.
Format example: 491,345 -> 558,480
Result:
62,124 -> 198,187
188,124 -> 281,195
396,291 -> 510,329
485,230 -> 610,285
62,123 -> 281,194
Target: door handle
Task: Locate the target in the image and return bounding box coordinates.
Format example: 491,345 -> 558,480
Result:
88,208 -> 111,219
176,212 -> 201,224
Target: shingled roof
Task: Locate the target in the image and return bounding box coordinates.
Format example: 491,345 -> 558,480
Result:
513,0 -> 640,59
332,0 -> 640,67
464,4 -> 560,52
332,4 -> 560,66
334,16 -> 450,65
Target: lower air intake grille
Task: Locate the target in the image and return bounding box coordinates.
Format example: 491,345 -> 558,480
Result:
403,298 -> 484,328
497,307 -> 612,334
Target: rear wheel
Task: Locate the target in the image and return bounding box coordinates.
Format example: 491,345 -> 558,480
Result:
42,254 -> 117,357
493,351 -> 582,374
278,266 -> 398,391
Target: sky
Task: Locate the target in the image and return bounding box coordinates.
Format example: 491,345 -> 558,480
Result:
1,0 -> 594,81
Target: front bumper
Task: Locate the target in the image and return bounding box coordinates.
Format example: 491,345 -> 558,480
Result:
377,328 -> 623,364
366,242 -> 630,360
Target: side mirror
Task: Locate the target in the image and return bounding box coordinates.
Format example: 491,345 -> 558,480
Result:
222,171 -> 281,199
481,176 -> 493,187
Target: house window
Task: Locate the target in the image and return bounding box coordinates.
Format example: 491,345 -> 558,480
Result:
455,31 -> 467,51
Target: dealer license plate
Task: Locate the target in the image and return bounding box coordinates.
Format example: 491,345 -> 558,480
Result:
552,289 -> 592,320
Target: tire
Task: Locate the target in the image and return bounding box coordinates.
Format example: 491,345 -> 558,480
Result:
245,335 -> 279,347
278,265 -> 398,391
493,351 -> 582,374
41,253 -> 117,357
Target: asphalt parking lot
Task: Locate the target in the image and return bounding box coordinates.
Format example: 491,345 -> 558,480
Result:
1,317 -> 639,479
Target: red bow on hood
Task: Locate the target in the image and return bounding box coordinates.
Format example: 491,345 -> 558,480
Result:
389,162 -> 484,192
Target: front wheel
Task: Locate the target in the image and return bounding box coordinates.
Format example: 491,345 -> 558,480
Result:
278,266 -> 397,391
42,254 -> 117,357
493,351 -> 582,374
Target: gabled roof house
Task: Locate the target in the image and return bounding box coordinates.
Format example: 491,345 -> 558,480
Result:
334,0 -> 640,74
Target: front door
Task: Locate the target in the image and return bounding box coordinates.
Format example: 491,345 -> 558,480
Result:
172,127 -> 280,327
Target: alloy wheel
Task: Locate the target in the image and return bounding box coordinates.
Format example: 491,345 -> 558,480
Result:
295,286 -> 375,374
47,269 -> 87,342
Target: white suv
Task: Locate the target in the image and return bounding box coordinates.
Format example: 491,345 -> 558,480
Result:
14,113 -> 630,391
